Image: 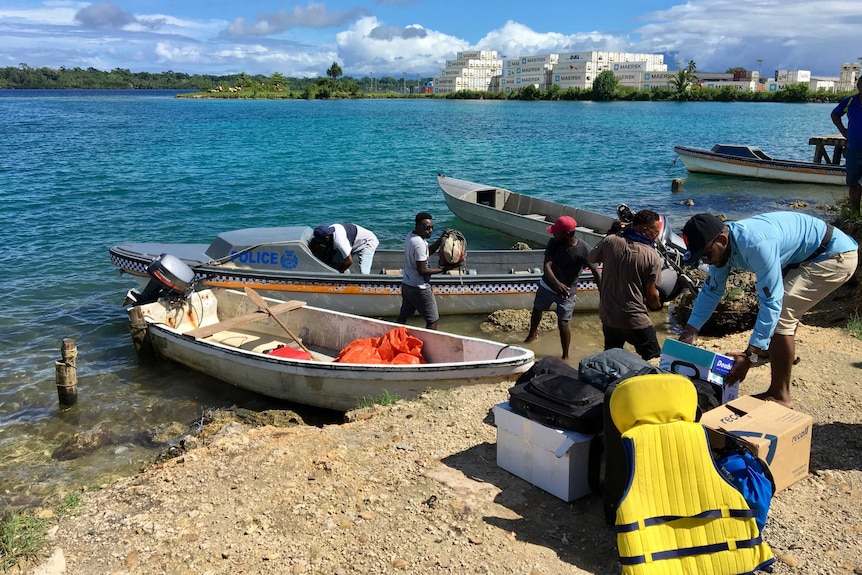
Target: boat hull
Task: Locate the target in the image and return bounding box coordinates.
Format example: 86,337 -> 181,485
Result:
436,174 -> 617,248
110,226 -> 600,316
674,145 -> 846,186
134,289 -> 535,411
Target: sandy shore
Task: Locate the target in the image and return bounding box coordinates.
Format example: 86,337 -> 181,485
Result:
21,319 -> 862,575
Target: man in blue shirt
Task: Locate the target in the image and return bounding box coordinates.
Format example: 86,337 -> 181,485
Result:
679,212 -> 858,408
832,76 -> 862,216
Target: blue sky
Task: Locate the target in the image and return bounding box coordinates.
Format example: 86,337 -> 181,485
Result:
1,0 -> 860,78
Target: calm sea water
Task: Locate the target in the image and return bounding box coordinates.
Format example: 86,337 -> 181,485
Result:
0,89 -> 845,509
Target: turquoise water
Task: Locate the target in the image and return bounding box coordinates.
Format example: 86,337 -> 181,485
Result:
0,90 -> 845,508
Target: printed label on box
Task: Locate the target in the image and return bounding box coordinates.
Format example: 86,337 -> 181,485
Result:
659,339 -> 739,403
700,397 -> 813,492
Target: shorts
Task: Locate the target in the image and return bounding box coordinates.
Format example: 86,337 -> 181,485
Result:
531,284 -> 575,322
601,324 -> 661,360
776,250 -> 858,335
846,148 -> 862,187
399,283 -> 439,325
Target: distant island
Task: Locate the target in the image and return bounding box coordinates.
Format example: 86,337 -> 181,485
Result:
1,64 -> 851,103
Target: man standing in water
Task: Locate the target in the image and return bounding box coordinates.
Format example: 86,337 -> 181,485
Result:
525,216 -> 601,360
397,212 -> 453,330
588,209 -> 663,360
831,76 -> 862,216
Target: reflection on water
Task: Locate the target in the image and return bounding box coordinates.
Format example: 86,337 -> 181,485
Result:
0,350 -> 342,511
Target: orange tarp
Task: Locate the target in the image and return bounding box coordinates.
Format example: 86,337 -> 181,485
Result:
335,326 -> 426,365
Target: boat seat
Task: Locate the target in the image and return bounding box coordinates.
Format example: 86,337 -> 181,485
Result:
578,226 -> 594,234
206,329 -> 336,362
510,268 -> 540,275
524,213 -> 548,220
382,268 -> 402,275
185,300 -> 306,339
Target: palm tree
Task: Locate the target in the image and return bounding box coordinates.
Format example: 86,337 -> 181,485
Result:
669,60 -> 697,98
326,62 -> 342,81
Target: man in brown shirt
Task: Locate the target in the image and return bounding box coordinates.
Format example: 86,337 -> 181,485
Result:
588,210 -> 663,360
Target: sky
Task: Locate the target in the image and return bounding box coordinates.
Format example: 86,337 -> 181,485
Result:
1,0 -> 861,79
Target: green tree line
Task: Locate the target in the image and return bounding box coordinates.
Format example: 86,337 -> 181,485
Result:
1,62 -> 852,103
0,63 -> 433,97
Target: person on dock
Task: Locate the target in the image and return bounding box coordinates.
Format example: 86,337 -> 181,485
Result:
678,212 -> 857,408
397,212 -> 455,330
525,216 -> 602,360
312,223 -> 379,274
831,76 -> 862,216
588,209 -> 663,360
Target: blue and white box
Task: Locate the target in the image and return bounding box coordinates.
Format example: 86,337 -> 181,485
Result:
659,339 -> 739,403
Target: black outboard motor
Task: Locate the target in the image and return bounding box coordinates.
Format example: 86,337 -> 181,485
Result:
124,253 -> 197,306
616,204 -> 700,301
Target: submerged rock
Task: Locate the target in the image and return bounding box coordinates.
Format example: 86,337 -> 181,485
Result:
52,424 -> 117,461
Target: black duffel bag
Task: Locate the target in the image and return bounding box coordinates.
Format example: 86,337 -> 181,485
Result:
508,357 -> 604,434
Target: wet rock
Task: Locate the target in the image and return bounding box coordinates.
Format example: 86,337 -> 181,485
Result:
481,309 -> 555,333
672,270 -> 758,335
52,424 -> 117,461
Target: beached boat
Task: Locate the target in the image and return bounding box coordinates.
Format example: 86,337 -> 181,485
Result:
128,288 -> 535,411
435,174 -> 695,300
110,226 -> 600,316
436,174 -> 688,252
673,144 -> 846,186
437,174 -> 622,248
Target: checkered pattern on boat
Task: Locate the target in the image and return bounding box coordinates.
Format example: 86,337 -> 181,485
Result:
110,253 -> 597,296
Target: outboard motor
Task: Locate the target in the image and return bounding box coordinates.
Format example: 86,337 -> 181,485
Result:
124,253 -> 197,306
616,204 -> 700,301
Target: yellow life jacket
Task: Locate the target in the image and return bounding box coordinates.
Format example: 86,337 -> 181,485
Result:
610,374 -> 775,575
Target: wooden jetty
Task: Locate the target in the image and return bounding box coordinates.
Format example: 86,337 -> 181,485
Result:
809,134 -> 847,165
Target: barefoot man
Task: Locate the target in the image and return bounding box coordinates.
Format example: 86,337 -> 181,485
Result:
678,212 -> 857,408
524,216 -> 601,360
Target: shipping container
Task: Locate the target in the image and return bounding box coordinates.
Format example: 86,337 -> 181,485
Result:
553,61 -> 594,73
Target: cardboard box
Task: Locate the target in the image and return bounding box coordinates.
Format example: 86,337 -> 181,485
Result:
659,338 -> 739,403
493,402 -> 594,502
700,396 -> 813,492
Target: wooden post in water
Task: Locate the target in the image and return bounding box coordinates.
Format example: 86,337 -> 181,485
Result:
55,338 -> 78,408
671,178 -> 684,193
128,305 -> 153,358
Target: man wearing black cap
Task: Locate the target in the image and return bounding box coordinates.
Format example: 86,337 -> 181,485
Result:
679,212 -> 857,408
311,223 -> 379,274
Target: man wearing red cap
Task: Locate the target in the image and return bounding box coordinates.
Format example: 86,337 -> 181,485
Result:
525,216 -> 601,359
679,212 -> 857,408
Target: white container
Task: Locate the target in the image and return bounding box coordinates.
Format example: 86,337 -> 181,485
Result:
493,402 -> 595,502
613,61 -> 648,72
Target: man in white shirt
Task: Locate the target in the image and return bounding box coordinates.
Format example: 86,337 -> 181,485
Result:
397,212 -> 453,330
312,223 -> 379,274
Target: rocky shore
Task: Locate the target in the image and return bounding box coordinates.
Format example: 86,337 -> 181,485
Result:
20,318 -> 862,575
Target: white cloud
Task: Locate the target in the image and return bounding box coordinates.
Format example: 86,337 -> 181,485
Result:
633,0 -> 862,74
475,21 -> 622,60
1,0 -> 859,77
223,2 -> 370,37
335,16 -> 468,75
